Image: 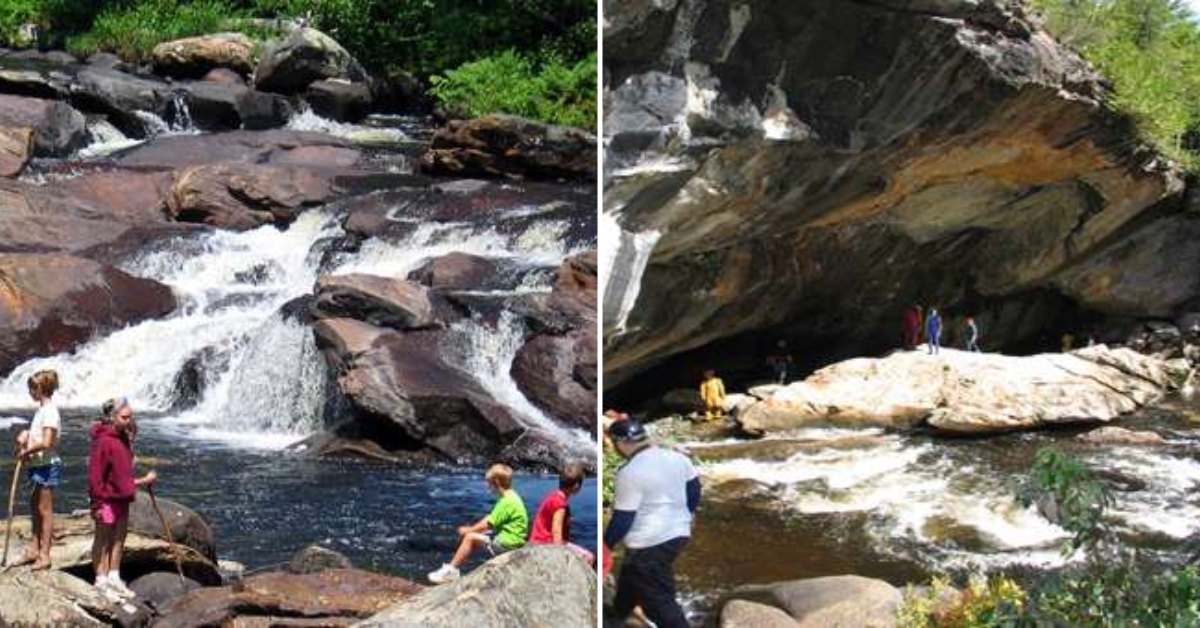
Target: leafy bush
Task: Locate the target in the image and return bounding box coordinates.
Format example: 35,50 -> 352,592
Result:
430,50 -> 596,130
602,444 -> 622,507
66,0 -> 241,61
0,0 -> 42,47
1031,0 -> 1200,169
1017,446 -> 1113,555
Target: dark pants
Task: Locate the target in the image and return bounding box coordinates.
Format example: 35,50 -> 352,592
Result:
614,537 -> 690,628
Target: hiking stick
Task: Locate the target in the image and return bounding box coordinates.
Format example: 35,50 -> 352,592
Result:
3,457 -> 22,567
146,485 -> 185,585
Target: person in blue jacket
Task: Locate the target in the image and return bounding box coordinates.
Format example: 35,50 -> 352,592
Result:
926,307 -> 942,355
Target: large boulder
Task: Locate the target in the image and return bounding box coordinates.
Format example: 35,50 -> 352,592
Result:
152,33 -> 256,78
312,318 -> 549,466
737,346 -> 1187,435
254,27 -> 368,94
128,493 -> 217,564
0,569 -> 132,626
422,115 -> 597,181
288,545 -> 354,574
0,169 -> 180,254
721,599 -> 801,628
71,67 -> 171,137
407,252 -> 504,291
0,94 -> 86,156
313,274 -> 438,330
720,575 -> 902,628
306,78 -> 373,122
167,162 -> 336,229
356,546 -> 594,627
601,0 -> 1196,395
154,568 -> 423,628
4,512 -> 219,585
0,254 -> 176,375
511,251 -> 598,432
128,572 -> 203,612
178,81 -> 292,131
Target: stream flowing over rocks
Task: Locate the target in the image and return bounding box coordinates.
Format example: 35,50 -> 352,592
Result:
0,22 -> 597,628
601,0 -> 1200,396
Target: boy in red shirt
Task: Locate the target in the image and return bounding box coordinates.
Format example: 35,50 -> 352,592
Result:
529,462 -> 594,565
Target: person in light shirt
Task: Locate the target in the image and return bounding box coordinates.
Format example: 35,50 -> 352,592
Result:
13,369 -> 63,570
604,419 -> 701,628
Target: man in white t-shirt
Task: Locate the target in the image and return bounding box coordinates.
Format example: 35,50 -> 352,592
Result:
604,419 -> 700,628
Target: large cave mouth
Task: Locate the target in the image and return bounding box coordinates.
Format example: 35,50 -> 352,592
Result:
605,286 -> 1131,412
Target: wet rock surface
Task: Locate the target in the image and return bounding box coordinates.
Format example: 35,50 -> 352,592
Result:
422,115 -> 597,181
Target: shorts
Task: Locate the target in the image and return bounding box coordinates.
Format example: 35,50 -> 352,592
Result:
91,500 -> 130,526
27,460 -> 62,488
487,536 -> 519,556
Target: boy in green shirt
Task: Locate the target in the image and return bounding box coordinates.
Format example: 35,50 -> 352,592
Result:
428,463 -> 528,583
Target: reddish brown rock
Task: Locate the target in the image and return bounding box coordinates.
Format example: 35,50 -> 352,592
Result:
168,163 -> 336,229
115,130 -> 362,169
154,569 -> 423,628
0,94 -> 86,156
407,252 -> 502,291
421,115 -> 596,181
0,253 -> 176,374
201,67 -> 246,87
313,274 -> 437,330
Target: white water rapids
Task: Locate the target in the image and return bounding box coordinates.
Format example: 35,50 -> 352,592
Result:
693,425 -> 1200,574
0,198 -> 592,455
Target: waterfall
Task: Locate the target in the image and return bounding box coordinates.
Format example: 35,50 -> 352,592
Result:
599,211 -> 660,337
0,196 -> 591,453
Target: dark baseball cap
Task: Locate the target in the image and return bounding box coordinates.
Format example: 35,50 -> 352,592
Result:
608,419 -> 648,443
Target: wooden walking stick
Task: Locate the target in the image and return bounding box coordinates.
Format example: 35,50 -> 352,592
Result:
3,457 -> 22,567
146,485 -> 185,585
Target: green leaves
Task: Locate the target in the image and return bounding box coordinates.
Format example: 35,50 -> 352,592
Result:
1018,447 -> 1113,556
429,50 -> 597,130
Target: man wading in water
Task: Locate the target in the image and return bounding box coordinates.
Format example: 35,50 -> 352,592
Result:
605,420 -> 700,628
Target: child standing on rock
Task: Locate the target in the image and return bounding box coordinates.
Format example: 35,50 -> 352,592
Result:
89,397 -> 156,601
428,463 -> 529,584
13,369 -> 62,570
529,462 -> 594,566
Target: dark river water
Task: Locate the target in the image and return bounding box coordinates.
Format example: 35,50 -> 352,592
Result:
0,411 -> 597,579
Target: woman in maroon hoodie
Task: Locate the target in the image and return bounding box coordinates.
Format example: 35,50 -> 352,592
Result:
88,397 -> 156,601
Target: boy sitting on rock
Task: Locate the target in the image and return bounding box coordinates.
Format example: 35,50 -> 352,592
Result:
428,463 -> 528,584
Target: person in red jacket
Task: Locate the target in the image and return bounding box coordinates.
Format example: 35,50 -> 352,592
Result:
88,397 -> 156,601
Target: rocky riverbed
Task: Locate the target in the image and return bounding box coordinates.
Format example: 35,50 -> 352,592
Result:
629,347 -> 1200,625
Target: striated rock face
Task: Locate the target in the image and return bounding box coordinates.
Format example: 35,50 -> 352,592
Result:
356,546 -> 595,628
737,345 -> 1187,435
602,0 -> 1196,393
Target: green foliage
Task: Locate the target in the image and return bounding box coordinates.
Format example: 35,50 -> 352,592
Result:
602,445 -> 621,507
1030,564 -> 1200,626
899,575 -> 1025,628
1031,0 -> 1200,169
430,50 -> 596,130
0,1 -> 35,47
65,0 -> 241,62
1017,447 -> 1113,555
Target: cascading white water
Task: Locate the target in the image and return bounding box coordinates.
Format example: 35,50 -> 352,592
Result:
599,211 -> 660,336
287,105 -> 409,144
76,118 -> 143,159
0,210 -> 343,444
0,196 -> 590,452
443,311 -> 594,459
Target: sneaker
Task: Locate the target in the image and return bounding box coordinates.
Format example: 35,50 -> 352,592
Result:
106,577 -> 136,599
427,563 -> 460,584
99,584 -> 126,604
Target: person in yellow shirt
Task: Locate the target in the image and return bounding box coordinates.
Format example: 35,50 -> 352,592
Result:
699,369 -> 726,422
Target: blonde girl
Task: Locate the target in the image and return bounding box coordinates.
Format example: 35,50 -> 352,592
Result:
14,369 -> 62,570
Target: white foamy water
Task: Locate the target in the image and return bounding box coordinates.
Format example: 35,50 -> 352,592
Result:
287,106 -> 409,144
442,311 -> 593,459
701,432 -> 1076,571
